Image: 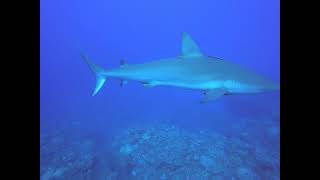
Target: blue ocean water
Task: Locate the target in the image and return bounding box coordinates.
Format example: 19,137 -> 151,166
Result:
40,0 -> 279,179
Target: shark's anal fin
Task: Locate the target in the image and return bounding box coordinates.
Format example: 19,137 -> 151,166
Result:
201,88 -> 227,103
181,32 -> 203,58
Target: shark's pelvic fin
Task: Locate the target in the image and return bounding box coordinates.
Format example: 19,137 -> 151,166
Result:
120,80 -> 128,87
81,53 -> 107,96
120,59 -> 128,68
201,88 -> 227,103
181,32 -> 203,58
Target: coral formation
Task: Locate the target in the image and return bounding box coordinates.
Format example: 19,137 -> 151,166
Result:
40,122 -> 279,180
110,124 -> 279,179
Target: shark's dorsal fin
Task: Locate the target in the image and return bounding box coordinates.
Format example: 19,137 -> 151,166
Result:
181,32 -> 203,58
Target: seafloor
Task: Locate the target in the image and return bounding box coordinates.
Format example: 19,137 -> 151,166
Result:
40,118 -> 279,180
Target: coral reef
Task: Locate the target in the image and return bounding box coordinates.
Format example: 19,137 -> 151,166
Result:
40,122 -> 279,180
40,130 -> 101,180
110,124 -> 279,180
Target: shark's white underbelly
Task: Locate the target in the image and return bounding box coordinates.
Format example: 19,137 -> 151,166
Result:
158,79 -> 258,93
108,70 -> 262,93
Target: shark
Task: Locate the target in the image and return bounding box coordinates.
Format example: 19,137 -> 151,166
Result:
82,32 -> 279,103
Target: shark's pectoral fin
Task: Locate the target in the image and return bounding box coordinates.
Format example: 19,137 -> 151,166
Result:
201,88 -> 227,103
143,81 -> 159,88
181,32 -> 203,58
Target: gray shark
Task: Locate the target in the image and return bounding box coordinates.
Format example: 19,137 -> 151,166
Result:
82,32 -> 279,102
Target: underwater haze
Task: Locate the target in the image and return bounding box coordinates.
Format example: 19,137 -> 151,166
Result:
40,0 -> 280,179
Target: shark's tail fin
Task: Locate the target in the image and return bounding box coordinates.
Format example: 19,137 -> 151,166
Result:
81,53 -> 107,96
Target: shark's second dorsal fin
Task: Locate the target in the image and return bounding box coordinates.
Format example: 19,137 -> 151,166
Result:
181,32 -> 203,58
